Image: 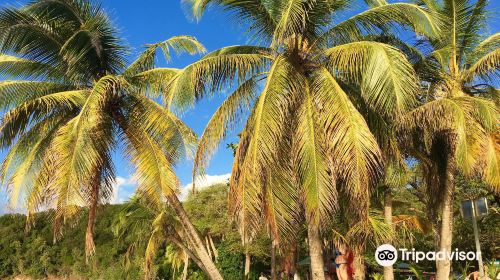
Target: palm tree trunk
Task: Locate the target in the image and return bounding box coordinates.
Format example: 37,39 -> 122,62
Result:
85,179 -> 99,262
294,242 -> 301,280
352,246 -> 366,280
271,240 -> 278,280
209,235 -> 219,260
245,248 -> 251,280
435,158 -> 455,280
166,193 -> 223,280
383,188 -> 394,280
283,244 -> 297,279
307,222 -> 325,280
182,253 -> 189,280
206,236 -> 213,260
169,235 -> 207,274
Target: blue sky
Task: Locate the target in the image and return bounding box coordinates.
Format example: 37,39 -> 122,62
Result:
0,0 -> 499,212
100,0 -> 248,203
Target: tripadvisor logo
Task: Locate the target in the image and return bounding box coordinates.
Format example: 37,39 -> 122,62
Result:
375,244 -> 481,267
375,244 -> 398,266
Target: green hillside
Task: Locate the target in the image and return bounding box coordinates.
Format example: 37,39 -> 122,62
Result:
0,184 -> 271,280
1,181 -> 499,280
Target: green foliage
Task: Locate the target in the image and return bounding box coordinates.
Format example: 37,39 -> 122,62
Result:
184,183 -> 232,236
0,184 -> 273,279
217,241 -> 244,280
0,205 -> 145,279
184,184 -> 272,278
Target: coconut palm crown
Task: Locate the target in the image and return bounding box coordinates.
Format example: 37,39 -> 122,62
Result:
399,0 -> 499,189
396,0 -> 499,279
0,0 -> 202,260
153,0 -> 442,278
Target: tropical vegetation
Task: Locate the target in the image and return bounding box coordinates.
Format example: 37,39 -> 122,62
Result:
0,181 -> 498,279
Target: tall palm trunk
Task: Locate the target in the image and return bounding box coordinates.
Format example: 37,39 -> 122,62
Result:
307,222 -> 325,280
435,155 -> 455,280
383,188 -> 394,280
85,180 -> 99,262
209,235 -> 219,260
283,244 -> 297,279
294,242 -> 301,280
352,246 -> 366,280
271,240 -> 278,280
166,193 -> 223,280
244,248 -> 251,280
182,253 -> 189,280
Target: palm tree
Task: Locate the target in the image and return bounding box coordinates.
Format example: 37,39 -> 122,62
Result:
0,0 -> 126,258
396,0 -> 499,279
164,245 -> 190,280
114,200 -> 208,279
162,1 -> 441,279
0,1 -> 223,279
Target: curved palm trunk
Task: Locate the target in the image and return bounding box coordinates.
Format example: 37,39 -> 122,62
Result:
170,235 -> 207,274
435,157 -> 455,280
85,181 -> 99,262
383,188 -> 394,280
166,193 -> 223,280
307,222 -> 325,280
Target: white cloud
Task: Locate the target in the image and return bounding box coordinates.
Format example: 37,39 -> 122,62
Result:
110,173 -> 231,204
111,176 -> 137,204
179,173 -> 231,201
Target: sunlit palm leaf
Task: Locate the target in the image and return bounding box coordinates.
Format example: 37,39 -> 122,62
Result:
324,41 -> 418,117
193,75 -> 261,182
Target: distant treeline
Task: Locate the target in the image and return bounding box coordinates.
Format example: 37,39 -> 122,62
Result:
0,184 -> 271,280
0,182 -> 498,280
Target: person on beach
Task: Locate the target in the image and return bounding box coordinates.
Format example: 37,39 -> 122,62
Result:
335,242 -> 352,280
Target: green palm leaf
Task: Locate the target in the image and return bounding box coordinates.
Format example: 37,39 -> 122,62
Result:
324,41 -> 418,117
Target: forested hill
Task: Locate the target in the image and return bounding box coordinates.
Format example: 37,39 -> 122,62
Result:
0,184 -> 271,280
0,181 -> 498,280
0,204 -> 142,280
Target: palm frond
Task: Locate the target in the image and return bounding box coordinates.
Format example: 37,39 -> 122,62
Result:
129,94 -> 198,162
311,68 -> 383,202
271,0 -> 308,46
0,89 -> 86,148
117,108 -> 181,209
478,133 -> 500,191
0,7 -> 64,64
230,56 -> 302,241
0,80 -> 73,110
457,0 -> 488,63
295,83 -> 337,226
49,76 -> 118,231
324,41 -> 418,117
129,68 -> 180,97
463,48 -> 499,82
124,36 -> 205,77
193,75 -> 261,182
187,0 -> 277,41
319,3 -> 440,45
165,46 -> 270,111
0,54 -> 60,79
